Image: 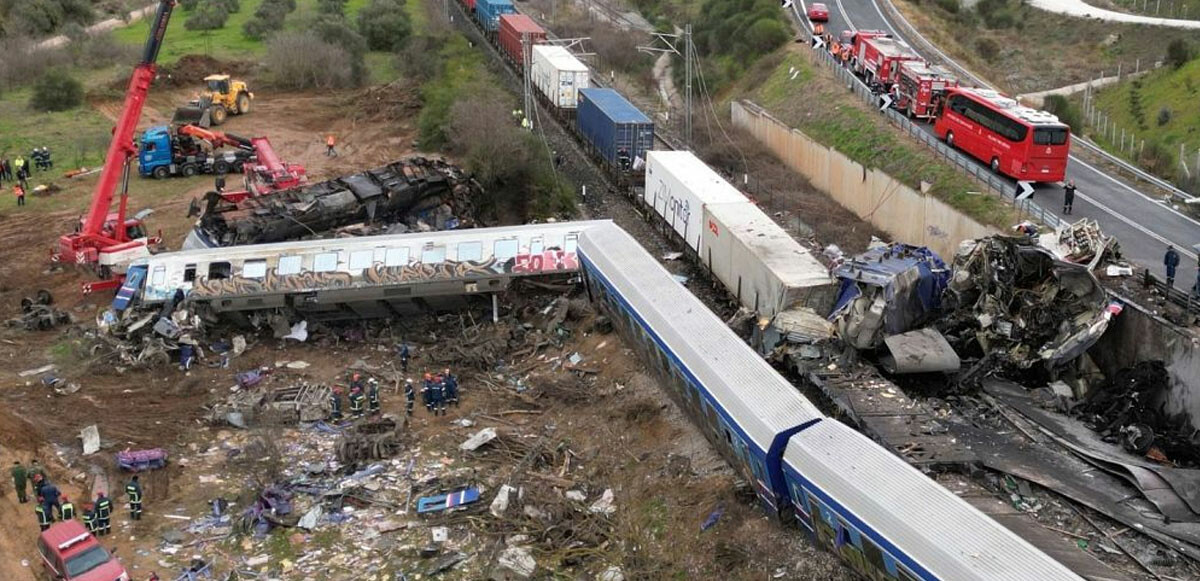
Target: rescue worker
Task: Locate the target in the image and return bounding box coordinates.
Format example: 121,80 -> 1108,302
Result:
367,377 -> 381,415
348,385 -> 366,418
617,148 -> 631,171
444,368 -> 459,408
40,478 -> 61,520
349,372 -> 365,392
325,134 -> 337,157
404,378 -> 415,416
396,342 -> 410,373
60,496 -> 75,520
35,500 -> 51,531
28,460 -> 46,492
431,375 -> 446,416
1063,180 -> 1076,215
13,156 -> 25,180
126,475 -> 143,520
422,373 -> 433,412
329,386 -> 344,421
82,503 -> 97,534
95,492 -> 113,536
179,343 -> 195,371
1165,245 -> 1181,287
11,460 -> 28,504
14,182 -> 25,206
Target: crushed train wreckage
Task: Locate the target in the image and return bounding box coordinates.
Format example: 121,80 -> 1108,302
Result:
938,236 -> 1120,380
184,156 -> 481,249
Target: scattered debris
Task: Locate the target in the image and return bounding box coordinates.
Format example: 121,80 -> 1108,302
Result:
117,448 -> 168,472
589,489 -> 616,516
495,546 -> 536,579
336,417 -> 404,463
209,382 -> 331,426
459,427 -> 498,451
80,425 -> 100,455
1075,361 -> 1200,466
7,290 -> 71,331
830,243 -> 948,350
417,487 -> 481,514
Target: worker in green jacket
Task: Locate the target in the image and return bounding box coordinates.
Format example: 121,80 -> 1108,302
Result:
10,461 -> 28,503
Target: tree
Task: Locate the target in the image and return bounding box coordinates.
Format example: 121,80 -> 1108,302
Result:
317,0 -> 347,15
264,31 -> 356,89
306,15 -> 368,84
358,0 -> 411,52
1165,39 -> 1194,70
184,1 -> 229,30
31,69 -> 83,111
743,18 -> 789,56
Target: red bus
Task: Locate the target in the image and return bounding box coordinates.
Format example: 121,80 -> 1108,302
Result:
933,87 -> 1070,183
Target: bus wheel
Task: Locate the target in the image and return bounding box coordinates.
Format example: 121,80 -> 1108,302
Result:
990,157 -> 1000,173
945,131 -> 955,148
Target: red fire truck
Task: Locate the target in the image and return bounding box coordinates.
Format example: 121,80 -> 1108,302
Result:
892,61 -> 958,120
853,35 -> 922,87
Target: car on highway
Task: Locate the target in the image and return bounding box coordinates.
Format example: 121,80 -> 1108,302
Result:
807,2 -> 829,21
37,521 -> 130,581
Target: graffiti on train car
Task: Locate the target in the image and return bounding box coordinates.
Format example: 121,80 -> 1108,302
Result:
182,250 -> 579,299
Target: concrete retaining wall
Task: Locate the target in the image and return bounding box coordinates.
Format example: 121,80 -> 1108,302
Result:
730,100 -> 997,260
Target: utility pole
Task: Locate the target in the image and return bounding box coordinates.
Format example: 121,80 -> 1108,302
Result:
523,32 -> 534,132
637,25 -> 694,148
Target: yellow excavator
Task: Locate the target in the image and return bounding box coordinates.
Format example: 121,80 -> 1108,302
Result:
190,74 -> 253,126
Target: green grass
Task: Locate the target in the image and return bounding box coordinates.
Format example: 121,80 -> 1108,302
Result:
112,0 -> 269,64
754,52 -> 1014,228
1088,58 -> 1200,177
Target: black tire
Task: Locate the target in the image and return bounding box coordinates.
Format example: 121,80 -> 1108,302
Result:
945,131 -> 955,148
152,165 -> 170,179
236,93 -> 251,115
231,161 -> 244,174
182,164 -> 199,177
213,160 -> 231,175
36,289 -> 53,305
210,106 -> 228,126
990,157 -> 1000,173
20,297 -> 34,313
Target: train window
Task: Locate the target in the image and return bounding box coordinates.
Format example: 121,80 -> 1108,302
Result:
724,428 -> 733,445
897,567 -> 919,581
313,252 -> 339,273
349,250 -> 374,271
529,237 -> 544,255
183,264 -> 197,282
564,234 -> 578,253
543,235 -> 562,251
384,247 -> 409,267
242,260 -> 267,279
458,241 -> 483,262
494,239 -> 519,261
863,538 -> 886,571
208,262 -> 231,280
277,255 -> 302,275
151,266 -> 166,287
421,245 -> 446,264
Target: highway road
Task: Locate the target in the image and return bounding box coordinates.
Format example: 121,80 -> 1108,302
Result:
792,0 -> 1200,283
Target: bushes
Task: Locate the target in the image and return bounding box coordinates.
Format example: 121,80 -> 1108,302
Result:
395,34 -> 444,82
185,1 -> 230,31
242,0 -> 296,40
358,0 -> 412,52
1157,106 -> 1171,127
305,14 -> 368,84
4,0 -> 94,37
1041,95 -> 1082,132
263,30 -> 355,89
974,0 -> 1023,28
317,0 -> 348,15
1165,39 -> 1193,69
31,69 -> 83,111
692,0 -> 791,87
1138,140 -> 1172,175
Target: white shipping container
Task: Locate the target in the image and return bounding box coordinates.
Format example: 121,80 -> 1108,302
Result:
701,202 -> 837,318
644,151 -> 746,254
531,46 -> 590,109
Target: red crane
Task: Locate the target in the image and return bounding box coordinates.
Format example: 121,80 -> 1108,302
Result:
55,0 -> 175,293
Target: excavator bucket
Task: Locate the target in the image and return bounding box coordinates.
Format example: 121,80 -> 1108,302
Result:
172,105 -> 210,128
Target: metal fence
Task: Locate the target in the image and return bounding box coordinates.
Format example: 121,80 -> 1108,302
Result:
811,47 -> 1062,230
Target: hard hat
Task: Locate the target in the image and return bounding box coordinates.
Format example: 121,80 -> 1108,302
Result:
406,378 -> 413,383
32,473 -> 43,482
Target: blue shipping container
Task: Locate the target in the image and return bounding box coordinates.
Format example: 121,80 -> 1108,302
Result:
576,88 -> 655,171
476,0 -> 516,31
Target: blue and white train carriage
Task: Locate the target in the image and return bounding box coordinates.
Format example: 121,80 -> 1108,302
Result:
116,222 -> 607,316
577,222 -> 1082,581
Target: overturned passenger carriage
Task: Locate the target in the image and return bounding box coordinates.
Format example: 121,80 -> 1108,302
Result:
185,157 -> 480,249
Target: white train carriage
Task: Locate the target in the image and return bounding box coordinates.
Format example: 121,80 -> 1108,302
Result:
117,222 -> 608,317
578,222 -> 823,516
783,420 -> 1083,581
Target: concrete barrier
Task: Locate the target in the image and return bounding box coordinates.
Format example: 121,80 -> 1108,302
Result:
730,100 -> 997,260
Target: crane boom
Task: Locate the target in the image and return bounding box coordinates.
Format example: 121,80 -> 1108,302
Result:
59,0 -> 174,274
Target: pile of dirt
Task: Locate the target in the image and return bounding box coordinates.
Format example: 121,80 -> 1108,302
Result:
348,80 -> 421,122
156,54 -> 256,88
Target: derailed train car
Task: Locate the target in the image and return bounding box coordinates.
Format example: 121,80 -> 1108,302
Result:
185,157 -> 479,249
578,222 -> 1083,581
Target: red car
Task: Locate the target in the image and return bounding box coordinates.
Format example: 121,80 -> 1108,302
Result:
808,2 -> 830,21
37,521 -> 130,581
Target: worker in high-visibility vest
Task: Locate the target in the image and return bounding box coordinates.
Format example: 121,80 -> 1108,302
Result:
60,496 -> 76,520
125,475 -> 143,520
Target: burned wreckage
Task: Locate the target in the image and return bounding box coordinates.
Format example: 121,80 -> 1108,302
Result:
184,156 -> 481,249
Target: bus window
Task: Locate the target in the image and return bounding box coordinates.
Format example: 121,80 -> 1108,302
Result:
1034,127 -> 1069,145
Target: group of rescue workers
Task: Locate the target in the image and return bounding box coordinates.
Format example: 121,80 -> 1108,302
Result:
327,342 -> 462,421
11,459 -> 142,534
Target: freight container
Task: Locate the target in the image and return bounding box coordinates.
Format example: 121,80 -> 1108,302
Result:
498,14 -> 546,66
531,46 -> 589,110
462,0 -> 475,12
644,150 -> 746,254
701,202 -> 837,318
475,0 -> 515,31
576,88 -> 654,171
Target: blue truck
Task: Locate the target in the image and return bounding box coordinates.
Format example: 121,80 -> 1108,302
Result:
138,125 -> 254,179
575,88 -> 655,176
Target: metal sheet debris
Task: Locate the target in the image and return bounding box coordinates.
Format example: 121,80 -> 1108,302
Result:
459,427 -> 498,451
880,328 -> 961,374
830,243 -> 948,349
80,425 -> 100,455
